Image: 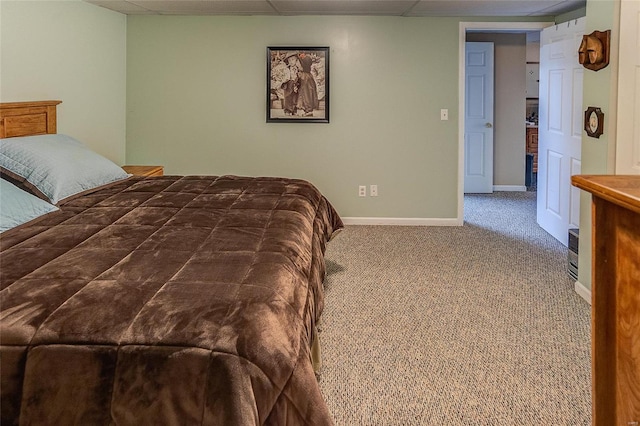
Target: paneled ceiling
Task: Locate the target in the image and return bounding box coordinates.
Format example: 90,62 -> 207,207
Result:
85,0 -> 586,17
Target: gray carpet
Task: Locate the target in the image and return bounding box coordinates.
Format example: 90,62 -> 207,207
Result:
319,191 -> 591,425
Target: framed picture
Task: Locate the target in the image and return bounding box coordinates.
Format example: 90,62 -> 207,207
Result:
584,106 -> 604,138
267,46 -> 329,123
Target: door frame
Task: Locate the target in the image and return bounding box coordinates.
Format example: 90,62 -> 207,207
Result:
615,0 -> 639,175
457,21 -> 553,223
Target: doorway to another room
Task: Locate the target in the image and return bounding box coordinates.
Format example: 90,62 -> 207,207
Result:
464,28 -> 540,200
459,20 -> 584,247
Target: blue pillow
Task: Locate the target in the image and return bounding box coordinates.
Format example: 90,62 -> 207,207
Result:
0,178 -> 59,233
0,134 -> 129,204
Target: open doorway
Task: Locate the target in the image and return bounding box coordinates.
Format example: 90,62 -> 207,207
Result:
525,31 -> 540,192
464,31 -> 541,193
458,22 -> 551,222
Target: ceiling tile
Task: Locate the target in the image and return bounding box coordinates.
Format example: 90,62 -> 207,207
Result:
406,0 -> 566,16
128,0 -> 278,14
528,0 -> 585,16
87,0 -> 156,13
272,0 -> 415,15
84,0 -> 586,16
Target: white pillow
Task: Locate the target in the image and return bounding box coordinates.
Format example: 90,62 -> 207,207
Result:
0,178 -> 59,233
0,134 -> 128,204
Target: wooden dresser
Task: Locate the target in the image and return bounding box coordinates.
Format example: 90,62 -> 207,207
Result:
526,126 -> 538,173
571,175 -> 640,426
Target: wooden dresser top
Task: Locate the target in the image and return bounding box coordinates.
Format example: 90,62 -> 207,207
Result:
572,175 -> 640,215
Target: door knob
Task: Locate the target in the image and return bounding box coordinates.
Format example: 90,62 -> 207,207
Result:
485,123 -> 493,128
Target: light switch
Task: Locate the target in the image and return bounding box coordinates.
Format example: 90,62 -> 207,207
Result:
441,109 -> 449,120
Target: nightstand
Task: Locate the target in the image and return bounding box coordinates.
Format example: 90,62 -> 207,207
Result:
122,165 -> 164,177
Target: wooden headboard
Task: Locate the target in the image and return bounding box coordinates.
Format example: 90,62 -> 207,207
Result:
0,100 -> 62,139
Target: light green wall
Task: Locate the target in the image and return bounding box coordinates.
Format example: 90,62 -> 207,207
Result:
126,16 -> 460,219
0,1 -> 127,164
577,0 -> 619,291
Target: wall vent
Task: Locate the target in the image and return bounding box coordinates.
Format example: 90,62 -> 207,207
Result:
568,228 -> 579,280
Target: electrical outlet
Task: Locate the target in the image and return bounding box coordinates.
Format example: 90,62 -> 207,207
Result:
440,109 -> 449,120
359,185 -> 366,197
370,185 -> 378,197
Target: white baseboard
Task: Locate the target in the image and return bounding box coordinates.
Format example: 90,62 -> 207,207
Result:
341,217 -> 462,226
493,185 -> 527,192
574,280 -> 592,305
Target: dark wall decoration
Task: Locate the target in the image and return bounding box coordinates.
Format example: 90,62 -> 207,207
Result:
584,106 -> 604,138
267,47 -> 329,123
578,30 -> 611,71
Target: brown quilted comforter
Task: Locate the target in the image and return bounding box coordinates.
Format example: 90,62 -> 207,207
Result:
0,175 -> 342,425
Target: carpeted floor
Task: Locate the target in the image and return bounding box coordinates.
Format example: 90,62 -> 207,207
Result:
319,191 -> 591,425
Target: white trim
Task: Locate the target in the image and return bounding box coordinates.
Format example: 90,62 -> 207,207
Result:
458,23 -> 466,227
463,22 -> 555,32
574,280 -> 592,305
458,21 -> 554,222
342,217 -> 462,226
493,185 -> 527,192
615,0 -> 638,174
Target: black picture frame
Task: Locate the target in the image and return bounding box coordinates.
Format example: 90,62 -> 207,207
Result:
267,46 -> 329,123
584,106 -> 604,138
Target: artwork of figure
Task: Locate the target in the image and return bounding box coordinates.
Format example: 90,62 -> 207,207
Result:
295,52 -> 319,117
267,47 -> 329,123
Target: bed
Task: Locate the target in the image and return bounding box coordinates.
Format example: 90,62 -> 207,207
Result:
0,101 -> 342,425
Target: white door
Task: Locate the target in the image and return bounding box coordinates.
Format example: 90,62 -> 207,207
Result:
616,0 -> 640,174
464,42 -> 494,194
537,18 -> 585,246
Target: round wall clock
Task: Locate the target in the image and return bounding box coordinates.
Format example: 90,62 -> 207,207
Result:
584,106 -> 604,138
